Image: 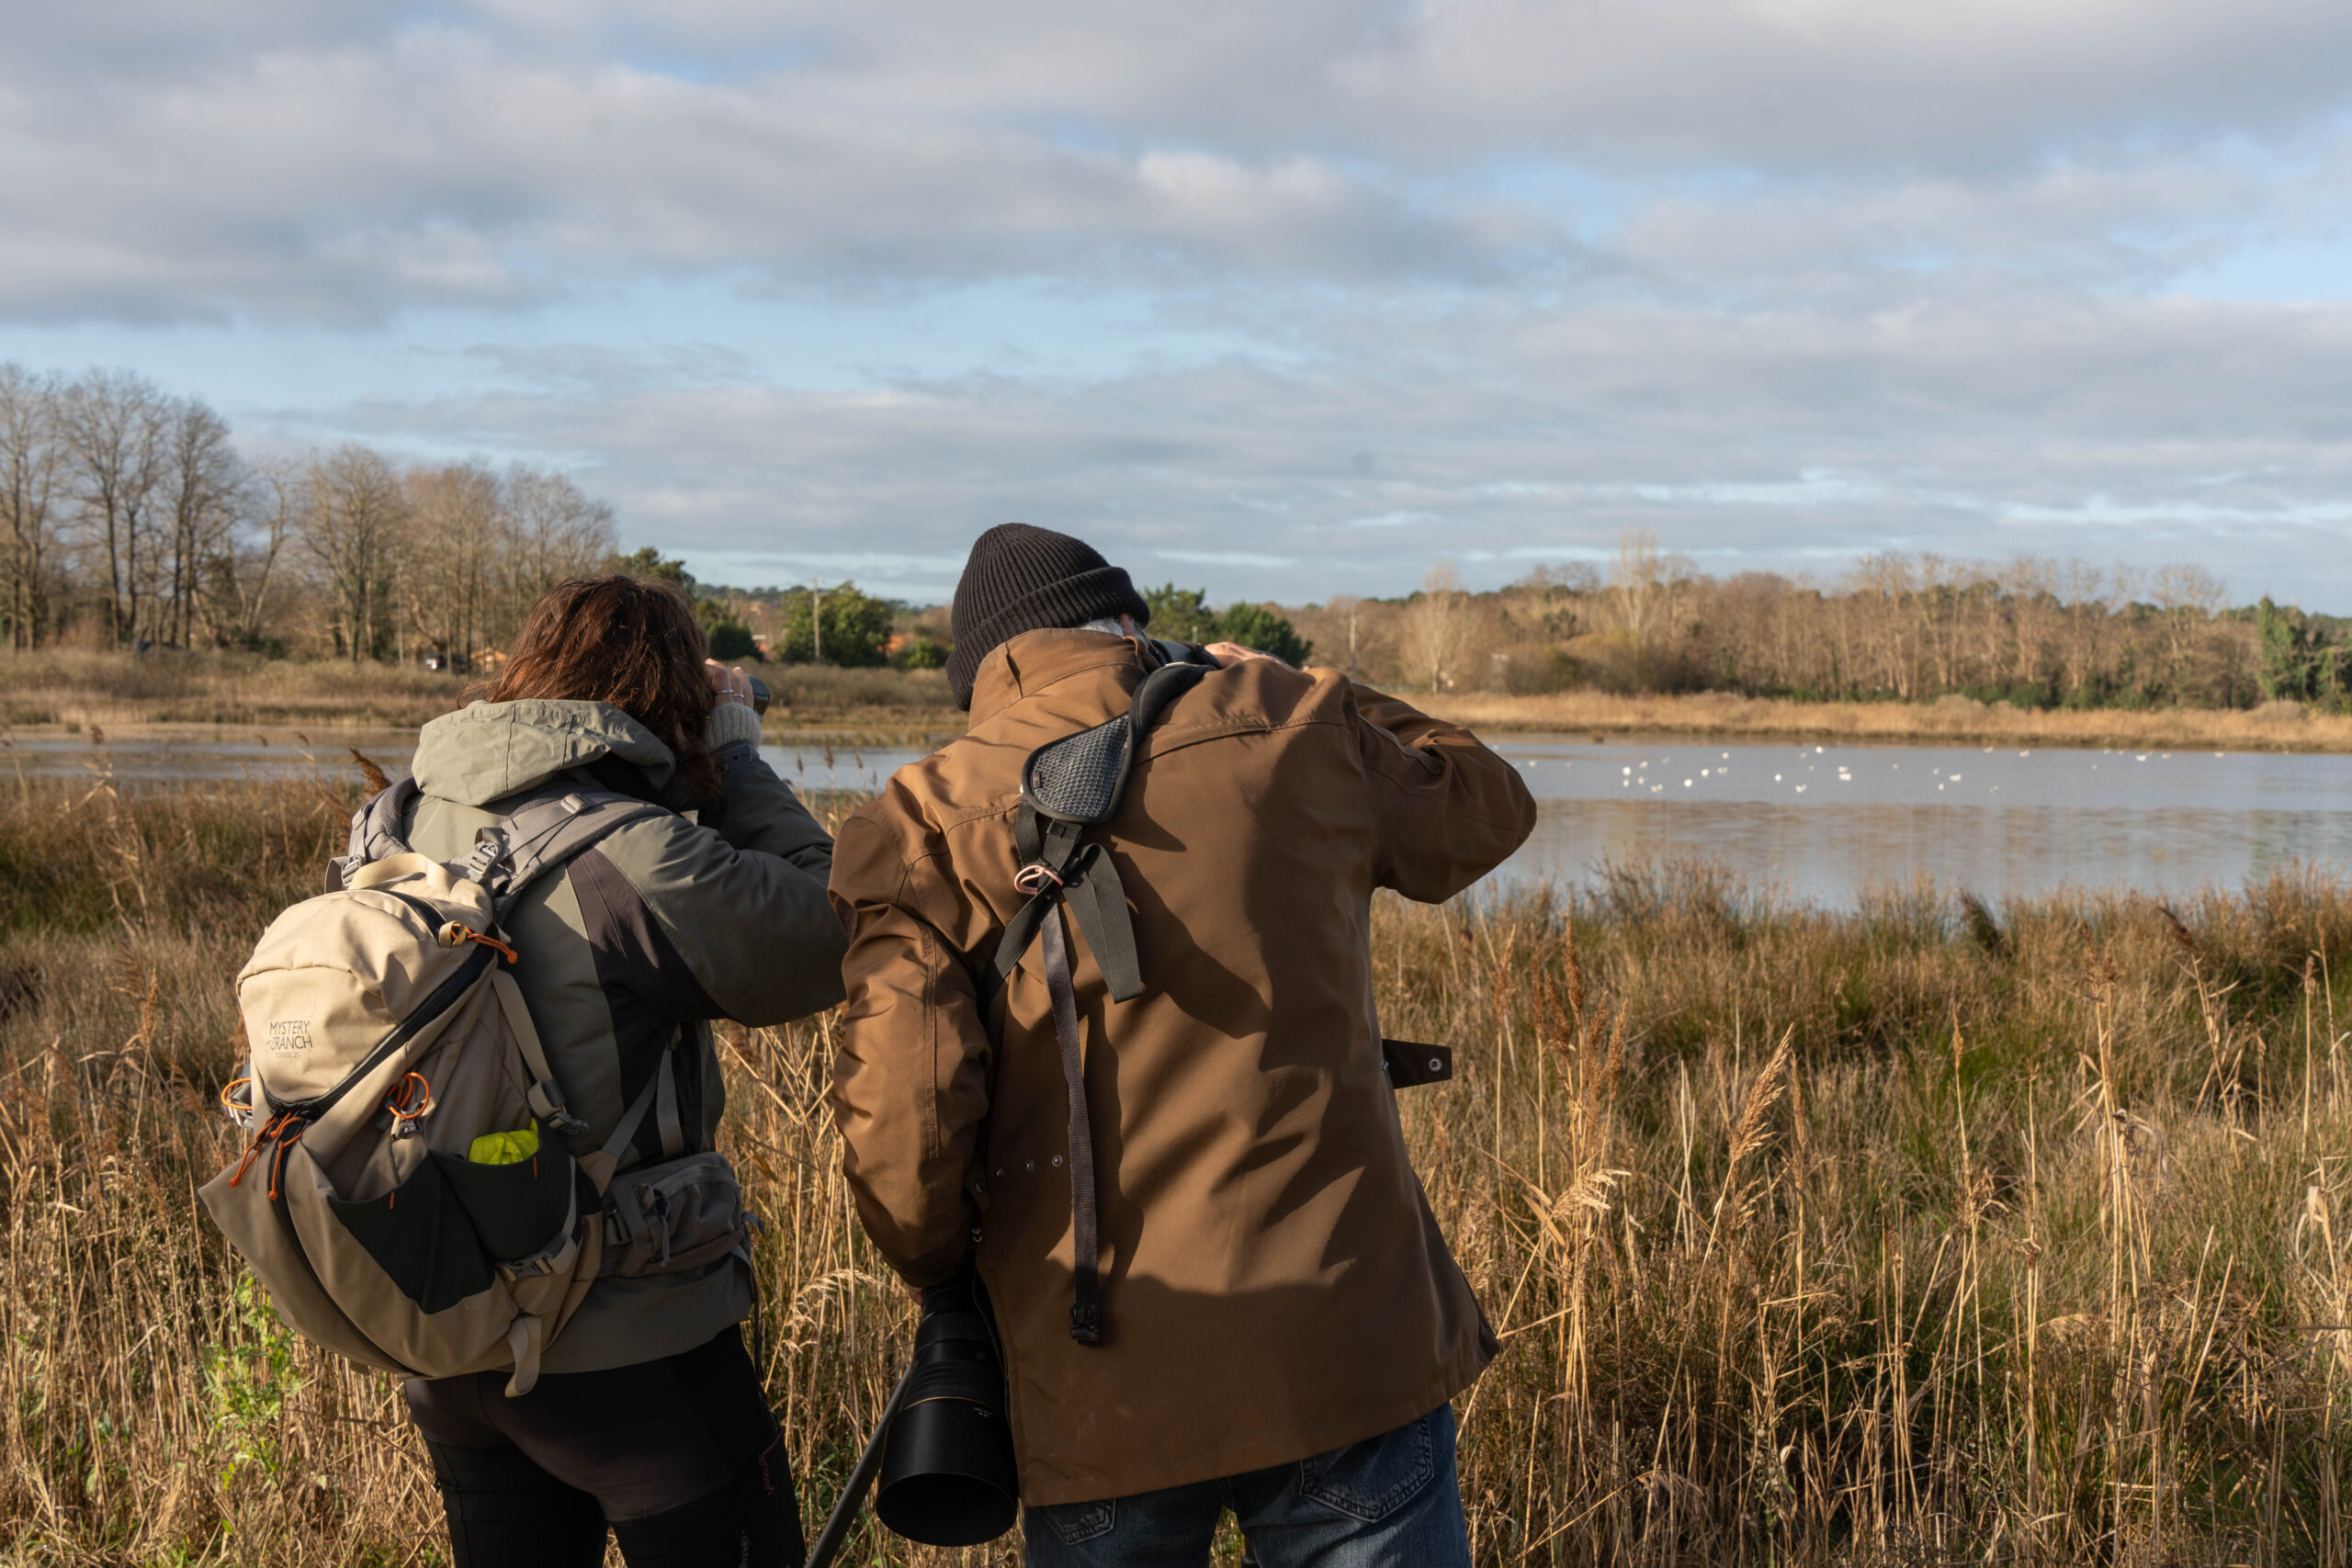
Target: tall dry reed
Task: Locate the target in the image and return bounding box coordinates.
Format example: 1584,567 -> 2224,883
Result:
5,762 -> 2352,1563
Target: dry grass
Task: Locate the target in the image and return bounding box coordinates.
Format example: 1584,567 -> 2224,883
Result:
0,652 -> 960,745
0,650 -> 469,731
1430,688 -> 2352,752
6,766 -> 2352,1563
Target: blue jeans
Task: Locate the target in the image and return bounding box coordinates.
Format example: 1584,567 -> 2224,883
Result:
1023,1404 -> 1468,1568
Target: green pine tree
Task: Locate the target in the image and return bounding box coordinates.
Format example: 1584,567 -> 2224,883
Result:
1214,602 -> 1314,666
1143,583 -> 1219,643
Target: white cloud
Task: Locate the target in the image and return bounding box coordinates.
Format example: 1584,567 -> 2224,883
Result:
5,1 -> 2352,604
5,2 -> 2349,322
251,289 -> 2352,607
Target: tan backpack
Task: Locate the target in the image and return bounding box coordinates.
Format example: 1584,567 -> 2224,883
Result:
200,784 -> 744,1395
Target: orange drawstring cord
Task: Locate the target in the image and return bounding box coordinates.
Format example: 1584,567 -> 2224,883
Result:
266,1119 -> 307,1201
229,1109 -> 293,1189
384,1071 -> 434,1129
440,922 -> 519,964
219,1076 -> 254,1114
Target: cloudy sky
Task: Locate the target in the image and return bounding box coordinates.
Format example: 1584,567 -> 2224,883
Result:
5,2 -> 2351,608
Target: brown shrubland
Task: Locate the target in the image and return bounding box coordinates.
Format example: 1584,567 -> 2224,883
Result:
0,651 -> 959,743
6,763 -> 2352,1564
1424,687 -> 2352,754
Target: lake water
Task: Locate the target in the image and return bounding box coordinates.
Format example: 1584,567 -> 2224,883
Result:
1490,736 -> 2352,907
17,729 -> 2350,908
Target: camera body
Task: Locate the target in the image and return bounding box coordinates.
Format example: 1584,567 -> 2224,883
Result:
875,1272 -> 1020,1546
1147,637 -> 1216,671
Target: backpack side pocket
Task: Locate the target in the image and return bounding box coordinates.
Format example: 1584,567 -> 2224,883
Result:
598,1151 -> 752,1278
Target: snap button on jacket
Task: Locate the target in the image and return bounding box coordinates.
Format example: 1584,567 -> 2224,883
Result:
829,630 -> 1537,1506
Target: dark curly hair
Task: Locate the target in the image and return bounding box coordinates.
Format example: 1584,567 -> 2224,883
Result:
472,575 -> 721,805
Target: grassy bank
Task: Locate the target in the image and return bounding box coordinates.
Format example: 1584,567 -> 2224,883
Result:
19,650 -> 2352,756
1429,687 -> 2352,751
6,770 -> 2352,1562
0,651 -> 961,744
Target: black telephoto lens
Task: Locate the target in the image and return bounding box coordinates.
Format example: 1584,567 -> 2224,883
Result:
873,1272 -> 1020,1546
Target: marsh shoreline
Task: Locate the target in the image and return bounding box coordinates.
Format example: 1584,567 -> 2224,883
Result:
8,649 -> 2351,754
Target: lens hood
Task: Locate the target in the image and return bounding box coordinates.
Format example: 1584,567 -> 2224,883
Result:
873,1275 -> 1019,1546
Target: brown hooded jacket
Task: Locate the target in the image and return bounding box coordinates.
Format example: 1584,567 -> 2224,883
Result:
828,628 -> 1536,1505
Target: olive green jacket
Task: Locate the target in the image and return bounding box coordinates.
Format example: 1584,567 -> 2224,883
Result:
402,698 -> 842,1372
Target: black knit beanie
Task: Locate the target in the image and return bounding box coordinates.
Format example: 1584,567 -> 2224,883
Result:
946,524 -> 1150,708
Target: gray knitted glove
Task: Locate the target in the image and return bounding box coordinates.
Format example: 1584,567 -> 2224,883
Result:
706,698 -> 762,753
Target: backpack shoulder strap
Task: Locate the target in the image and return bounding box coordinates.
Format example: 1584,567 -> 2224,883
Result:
334,777 -> 423,888
460,787 -> 672,923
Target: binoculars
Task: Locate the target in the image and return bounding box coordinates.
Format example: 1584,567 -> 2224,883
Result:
805,1272 -> 1020,1567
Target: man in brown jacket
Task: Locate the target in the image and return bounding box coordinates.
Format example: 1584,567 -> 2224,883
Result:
828,525 -> 1536,1566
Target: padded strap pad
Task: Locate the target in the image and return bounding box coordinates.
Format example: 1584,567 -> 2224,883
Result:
465,790 -> 668,920
336,777 -> 422,887
1019,661 -> 1209,827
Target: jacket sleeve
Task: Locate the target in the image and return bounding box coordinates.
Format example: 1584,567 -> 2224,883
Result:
594,804 -> 848,1028
1347,682 -> 1538,903
711,740 -> 835,882
827,812 -> 994,1288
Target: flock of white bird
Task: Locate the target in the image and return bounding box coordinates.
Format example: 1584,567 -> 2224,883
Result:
1507,742 -> 2222,802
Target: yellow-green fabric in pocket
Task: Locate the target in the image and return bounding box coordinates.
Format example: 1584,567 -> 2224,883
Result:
468,1126 -> 539,1166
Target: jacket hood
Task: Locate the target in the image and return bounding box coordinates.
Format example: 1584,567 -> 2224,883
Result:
967,626 -> 1146,727
411,699 -> 676,807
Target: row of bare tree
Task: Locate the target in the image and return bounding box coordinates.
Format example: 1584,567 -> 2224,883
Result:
1289,535 -> 2279,708
0,366 -> 616,660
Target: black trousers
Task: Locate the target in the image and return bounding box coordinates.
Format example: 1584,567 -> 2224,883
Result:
404,1324 -> 803,1568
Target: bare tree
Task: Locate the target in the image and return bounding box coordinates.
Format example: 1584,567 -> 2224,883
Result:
2002,557 -> 2059,694
300,446 -> 408,662
160,398 -> 244,648
223,459 -> 299,649
401,462 -> 503,662
1325,593 -> 1367,678
1606,530 -> 1668,649
0,364 -> 62,649
499,466 -> 617,637
58,370 -> 167,647
2152,562 -> 2228,704
1398,564 -> 1471,693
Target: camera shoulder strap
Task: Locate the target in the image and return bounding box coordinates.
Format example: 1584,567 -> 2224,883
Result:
972,660 -> 1209,1346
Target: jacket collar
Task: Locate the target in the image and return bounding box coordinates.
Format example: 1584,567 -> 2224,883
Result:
967,627 -> 1147,727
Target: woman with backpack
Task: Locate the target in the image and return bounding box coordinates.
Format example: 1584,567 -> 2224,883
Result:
389,575 -> 843,1567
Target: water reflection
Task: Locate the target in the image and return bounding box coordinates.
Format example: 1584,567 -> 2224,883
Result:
1501,797 -> 2352,908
